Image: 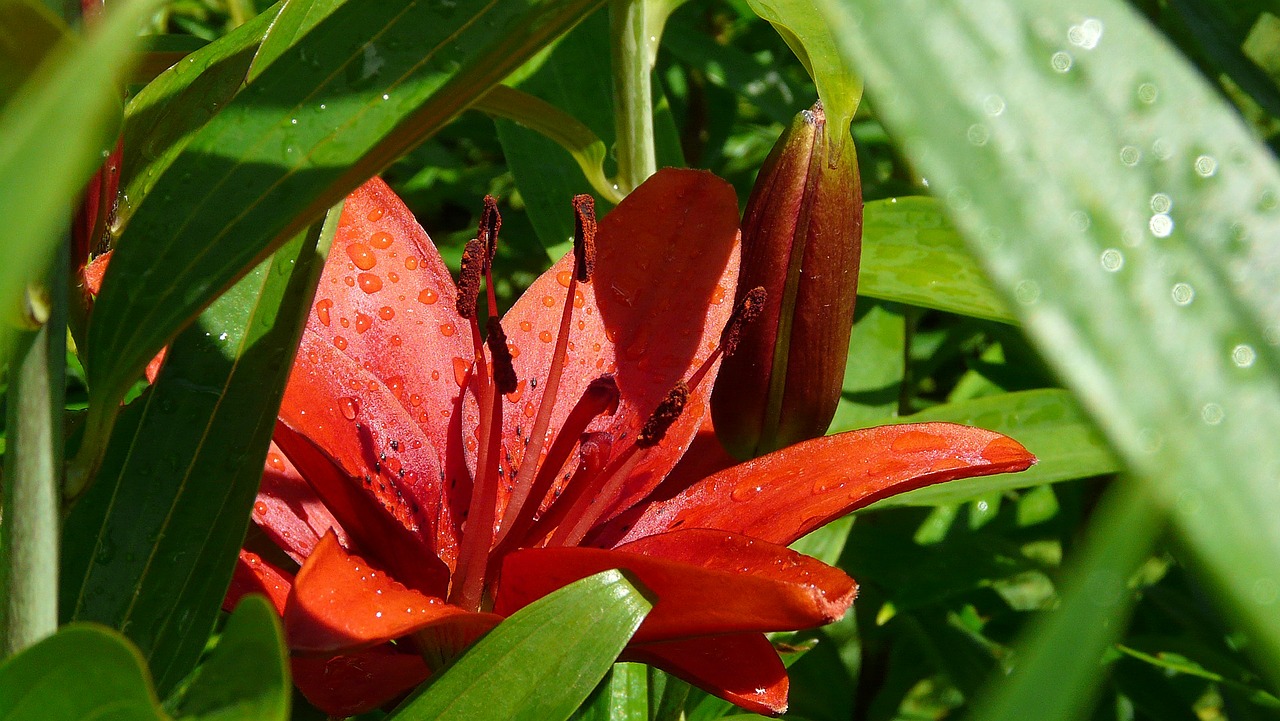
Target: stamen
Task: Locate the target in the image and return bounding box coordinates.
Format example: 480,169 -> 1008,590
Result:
486,317 -> 518,395
720,286 -> 767,358
572,194 -> 596,282
455,239 -> 484,320
492,195 -> 598,541
637,381 -> 689,448
478,195 -> 501,273
494,376 -> 618,549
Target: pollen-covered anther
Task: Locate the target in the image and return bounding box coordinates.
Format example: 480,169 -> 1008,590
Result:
478,195 -> 502,272
720,286 -> 767,358
455,238 -> 484,319
572,194 -> 597,282
637,381 -> 690,448
486,316 -> 518,395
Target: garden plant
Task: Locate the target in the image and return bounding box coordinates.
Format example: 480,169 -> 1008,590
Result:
2,0 -> 1280,720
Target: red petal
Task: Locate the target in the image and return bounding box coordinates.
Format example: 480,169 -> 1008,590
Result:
225,550 -> 292,614
285,533 -> 499,655
599,422 -> 1037,548
292,647 -> 429,717
253,442 -> 348,564
310,177 -> 473,463
495,529 -> 854,643
625,633 -> 788,716
279,328 -> 456,589
494,169 -> 741,521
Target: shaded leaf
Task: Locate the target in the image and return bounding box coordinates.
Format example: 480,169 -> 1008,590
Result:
62,210 -> 333,695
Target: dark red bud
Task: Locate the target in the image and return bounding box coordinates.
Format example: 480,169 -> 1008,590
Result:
711,101 -> 863,459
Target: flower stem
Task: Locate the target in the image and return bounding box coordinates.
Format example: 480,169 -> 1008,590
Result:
609,0 -> 656,194
1,242 -> 67,658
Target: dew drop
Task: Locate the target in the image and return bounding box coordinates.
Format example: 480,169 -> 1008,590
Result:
1171,282 -> 1194,305
1050,51 -> 1073,72
980,436 -> 1027,463
1149,213 -> 1174,238
355,313 -> 373,334
267,453 -> 285,471
405,257 -> 419,270
557,270 -> 572,288
1149,193 -> 1173,213
1100,248 -> 1124,272
387,271 -> 399,283
358,273 -> 383,293
452,357 -> 469,387
370,231 -> 393,249
379,306 -> 395,321
542,295 -> 556,307
417,288 -> 439,305
316,298 -> 333,326
440,323 -> 456,337
386,376 -> 404,399
339,396 -> 360,420
519,320 -> 532,332
890,431 -> 945,453
1232,344 -> 1256,368
966,123 -> 990,146
344,276 -> 356,287
730,480 -> 764,502
523,401 -> 536,418
711,286 -> 726,304
539,330 -> 553,343
1015,279 -> 1041,305
367,206 -> 385,222
1194,155 -> 1218,177
334,336 -> 348,350
983,94 -> 1006,116
1137,82 -> 1158,104
1200,402 -> 1224,425
253,501 -> 268,515
346,242 -> 376,270
390,335 -> 402,346
1119,145 -> 1141,166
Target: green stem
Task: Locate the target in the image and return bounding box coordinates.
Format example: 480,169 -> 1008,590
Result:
609,0 -> 656,194
1,243 -> 67,658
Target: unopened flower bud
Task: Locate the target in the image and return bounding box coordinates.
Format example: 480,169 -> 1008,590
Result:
711,101 -> 863,459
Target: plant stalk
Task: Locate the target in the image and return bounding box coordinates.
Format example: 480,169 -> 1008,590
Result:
1,242 -> 67,658
609,0 -> 657,194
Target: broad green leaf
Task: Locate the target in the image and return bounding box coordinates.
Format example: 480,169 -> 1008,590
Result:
0,0 -> 65,103
742,0 -> 861,135
859,197 -> 1014,324
830,300 -> 905,429
495,9 -> 683,253
864,390 -> 1118,508
968,482 -> 1163,721
84,0 -> 606,459
391,570 -> 652,721
0,624 -> 162,721
0,0 -> 162,358
119,2 -> 284,227
821,0 -> 1280,682
1163,0 -> 1280,120
247,0 -> 344,77
62,210 -> 333,695
165,596 -> 290,721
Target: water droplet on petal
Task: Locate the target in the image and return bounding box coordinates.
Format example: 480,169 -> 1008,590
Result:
334,336 -> 348,350
440,323 -> 456,337
339,396 -> 360,420
890,430 -> 946,453
730,480 -> 764,501
418,288 -> 438,305
347,242 -> 377,270
539,330 -> 553,343
379,306 -> 395,321
367,206 -> 385,222
358,273 -> 383,293
316,298 -> 333,326
253,501 -> 268,515
370,231 -> 393,249
355,313 -> 373,334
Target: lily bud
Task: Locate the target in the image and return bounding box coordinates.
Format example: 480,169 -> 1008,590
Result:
711,101 -> 863,459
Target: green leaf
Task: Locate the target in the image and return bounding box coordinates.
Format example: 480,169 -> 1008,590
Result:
830,300 -> 906,429
165,596 -> 290,721
0,0 -> 65,103
61,210 -> 333,695
742,0 -> 861,135
391,569 -> 652,721
84,0 -> 606,455
0,624 -> 162,721
968,482 -> 1164,721
859,197 -> 1013,324
119,2 -> 284,229
820,0 -> 1280,683
0,0 -> 162,357
572,662 -> 649,721
864,390 -> 1119,508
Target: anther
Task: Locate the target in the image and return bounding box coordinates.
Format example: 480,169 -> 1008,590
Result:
572,194 -> 597,282
637,381 -> 689,448
720,286 -> 767,358
455,238 -> 484,319
478,195 -> 501,273
486,317 -> 518,395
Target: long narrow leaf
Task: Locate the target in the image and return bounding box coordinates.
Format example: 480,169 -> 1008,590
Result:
62,208 -> 334,695
391,570 -> 652,721
821,0 -> 1280,682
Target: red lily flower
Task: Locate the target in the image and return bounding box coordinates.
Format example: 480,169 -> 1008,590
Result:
221,169 -> 1035,716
